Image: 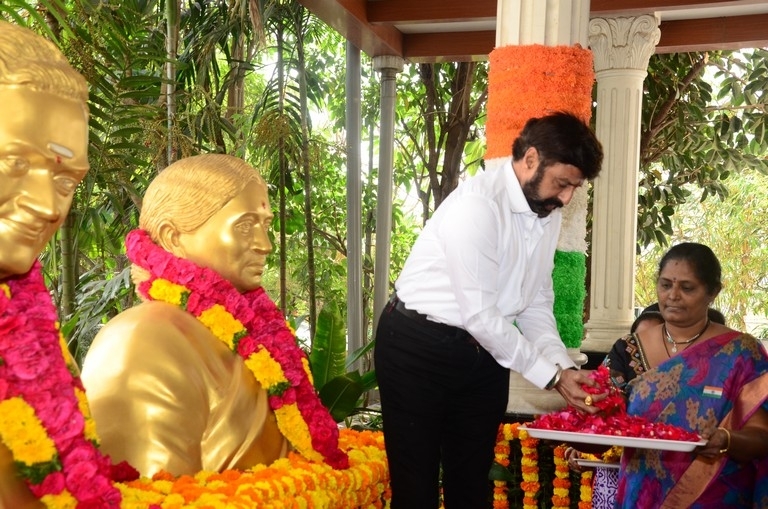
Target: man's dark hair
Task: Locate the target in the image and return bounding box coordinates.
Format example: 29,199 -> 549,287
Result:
511,111 -> 603,180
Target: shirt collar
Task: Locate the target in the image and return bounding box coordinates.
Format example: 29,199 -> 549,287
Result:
504,159 -> 555,226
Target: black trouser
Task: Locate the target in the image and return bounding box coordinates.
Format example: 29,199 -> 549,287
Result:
374,296 -> 510,509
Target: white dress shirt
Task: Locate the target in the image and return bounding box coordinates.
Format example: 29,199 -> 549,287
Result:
395,160 -> 575,388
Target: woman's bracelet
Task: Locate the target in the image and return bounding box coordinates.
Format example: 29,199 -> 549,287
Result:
717,427 -> 731,454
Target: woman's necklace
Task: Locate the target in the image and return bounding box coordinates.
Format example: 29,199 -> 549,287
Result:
663,319 -> 710,354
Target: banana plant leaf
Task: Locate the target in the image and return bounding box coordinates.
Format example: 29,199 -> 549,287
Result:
308,301 -> 346,390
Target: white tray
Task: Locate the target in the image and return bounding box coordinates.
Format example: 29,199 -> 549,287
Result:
575,459 -> 620,470
519,426 -> 706,452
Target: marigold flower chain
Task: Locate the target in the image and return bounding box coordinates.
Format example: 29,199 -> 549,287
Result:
579,470 -> 593,509
493,423 -> 541,509
486,44 -> 594,159
116,429 -> 390,508
552,445 -> 570,509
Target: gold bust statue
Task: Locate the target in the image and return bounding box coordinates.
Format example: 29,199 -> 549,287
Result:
81,154 -> 290,477
0,20 -> 90,509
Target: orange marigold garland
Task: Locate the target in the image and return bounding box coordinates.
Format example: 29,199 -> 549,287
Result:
494,423 -> 540,509
579,469 -> 593,509
493,424 -> 512,509
515,423 -> 540,509
485,44 -> 594,159
117,429 -> 390,508
552,445 -> 571,508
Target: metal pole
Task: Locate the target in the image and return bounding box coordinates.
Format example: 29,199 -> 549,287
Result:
371,55 -> 404,336
345,41 -> 363,370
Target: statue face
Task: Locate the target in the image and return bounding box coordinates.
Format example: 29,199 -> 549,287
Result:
0,87 -> 89,280
177,180 -> 274,292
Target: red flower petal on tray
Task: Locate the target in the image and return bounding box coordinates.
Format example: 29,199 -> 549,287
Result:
527,364 -> 700,442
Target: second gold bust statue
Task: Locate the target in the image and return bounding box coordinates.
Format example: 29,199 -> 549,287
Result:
81,155 -> 290,476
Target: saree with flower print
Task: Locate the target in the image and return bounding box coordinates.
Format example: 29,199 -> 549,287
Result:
616,331 -> 768,509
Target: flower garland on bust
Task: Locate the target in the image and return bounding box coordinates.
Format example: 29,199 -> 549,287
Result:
0,261 -> 123,507
118,429 -> 390,508
0,259 -> 388,508
125,229 -> 349,470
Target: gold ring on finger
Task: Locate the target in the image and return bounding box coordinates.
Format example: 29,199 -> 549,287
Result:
584,395 -> 593,406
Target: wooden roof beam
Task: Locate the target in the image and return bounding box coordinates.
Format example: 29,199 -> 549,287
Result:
298,0 -> 403,56
589,0 -> 757,16
367,0 -> 495,24
658,14 -> 768,53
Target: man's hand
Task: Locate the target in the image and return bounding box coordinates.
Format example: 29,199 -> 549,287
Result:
554,368 -> 606,414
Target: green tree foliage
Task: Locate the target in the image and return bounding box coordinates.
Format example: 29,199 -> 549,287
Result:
394,62 -> 488,222
635,171 -> 768,332
637,49 -> 768,249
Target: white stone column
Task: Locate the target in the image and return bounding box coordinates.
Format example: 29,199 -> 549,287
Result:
496,0 -> 590,46
582,15 -> 660,353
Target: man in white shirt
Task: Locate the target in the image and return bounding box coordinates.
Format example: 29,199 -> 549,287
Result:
374,112 -> 605,508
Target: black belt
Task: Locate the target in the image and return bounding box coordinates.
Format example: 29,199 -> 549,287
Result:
387,294 -> 478,346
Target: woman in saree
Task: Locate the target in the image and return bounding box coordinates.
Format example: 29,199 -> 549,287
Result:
608,242 -> 768,508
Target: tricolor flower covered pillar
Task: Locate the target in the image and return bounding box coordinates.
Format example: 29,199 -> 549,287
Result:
488,0 -> 595,415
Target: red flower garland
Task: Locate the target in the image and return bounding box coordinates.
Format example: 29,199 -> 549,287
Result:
125,229 -> 349,469
0,261 -> 123,506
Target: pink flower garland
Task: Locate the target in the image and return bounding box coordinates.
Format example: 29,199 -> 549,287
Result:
125,229 -> 349,470
0,261 -> 122,506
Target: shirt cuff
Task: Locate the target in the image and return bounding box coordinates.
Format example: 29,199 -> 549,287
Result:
550,350 -> 576,370
523,356 -> 560,389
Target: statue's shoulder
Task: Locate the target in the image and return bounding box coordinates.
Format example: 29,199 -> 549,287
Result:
86,301 -> 205,356
84,300 -> 233,373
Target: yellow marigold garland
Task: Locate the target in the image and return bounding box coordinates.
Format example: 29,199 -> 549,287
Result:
579,470 -> 593,509
116,429 -> 390,508
494,423 -> 541,509
520,427 -> 540,509
492,424 -> 512,509
0,397 -> 57,465
552,445 -> 570,508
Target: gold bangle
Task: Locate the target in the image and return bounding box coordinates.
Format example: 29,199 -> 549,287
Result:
717,427 -> 731,454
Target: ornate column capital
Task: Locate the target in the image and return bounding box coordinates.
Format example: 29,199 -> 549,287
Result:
588,15 -> 660,72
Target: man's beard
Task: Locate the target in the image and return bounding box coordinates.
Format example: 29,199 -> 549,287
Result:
522,166 -> 564,218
